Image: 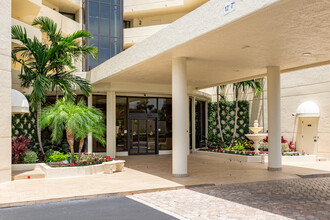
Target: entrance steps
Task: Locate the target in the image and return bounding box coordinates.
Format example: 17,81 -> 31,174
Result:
12,168 -> 45,180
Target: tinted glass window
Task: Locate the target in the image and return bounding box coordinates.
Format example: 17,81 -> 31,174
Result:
86,0 -> 122,70
110,5 -> 121,38
100,37 -> 110,64
100,4 -> 110,36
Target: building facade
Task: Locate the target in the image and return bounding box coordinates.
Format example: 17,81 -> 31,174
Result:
3,0 -> 330,183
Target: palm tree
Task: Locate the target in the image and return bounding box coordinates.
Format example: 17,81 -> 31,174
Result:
230,79 -> 263,146
40,100 -> 106,163
11,17 -> 97,154
76,105 -> 106,157
216,85 -> 226,143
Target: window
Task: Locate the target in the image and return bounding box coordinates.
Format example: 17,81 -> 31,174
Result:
86,0 -> 123,70
60,12 -> 76,21
123,20 -> 131,28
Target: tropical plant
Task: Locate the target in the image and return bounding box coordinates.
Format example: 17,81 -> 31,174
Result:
12,136 -> 32,164
11,16 -> 97,155
75,106 -> 106,157
40,100 -> 106,163
45,151 -> 77,163
23,151 -> 39,163
231,79 -> 263,147
216,85 -> 226,143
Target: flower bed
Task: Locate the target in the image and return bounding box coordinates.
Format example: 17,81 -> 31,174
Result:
12,159 -> 126,179
48,153 -> 113,167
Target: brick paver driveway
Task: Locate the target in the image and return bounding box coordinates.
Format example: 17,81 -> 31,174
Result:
130,177 -> 330,220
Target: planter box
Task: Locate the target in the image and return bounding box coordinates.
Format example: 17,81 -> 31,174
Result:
264,155 -> 316,163
196,150 -> 261,163
196,151 -> 317,163
12,160 -> 125,179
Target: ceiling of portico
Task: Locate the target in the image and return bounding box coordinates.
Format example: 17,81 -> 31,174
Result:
90,0 -> 330,89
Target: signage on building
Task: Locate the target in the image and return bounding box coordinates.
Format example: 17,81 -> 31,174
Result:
224,0 -> 236,15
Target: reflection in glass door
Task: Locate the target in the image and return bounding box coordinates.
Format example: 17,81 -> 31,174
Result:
129,118 -> 157,155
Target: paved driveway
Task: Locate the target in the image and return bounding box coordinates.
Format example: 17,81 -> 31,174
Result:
131,177 -> 330,220
0,197 -> 177,220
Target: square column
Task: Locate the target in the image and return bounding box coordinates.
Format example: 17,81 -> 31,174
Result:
172,57 -> 188,177
267,66 -> 282,171
0,0 -> 12,183
106,91 -> 116,158
87,95 -> 93,153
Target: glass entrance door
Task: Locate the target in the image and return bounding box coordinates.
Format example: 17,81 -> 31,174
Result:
129,118 -> 157,155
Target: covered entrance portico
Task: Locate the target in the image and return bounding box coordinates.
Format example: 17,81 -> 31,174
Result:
89,0 -> 330,176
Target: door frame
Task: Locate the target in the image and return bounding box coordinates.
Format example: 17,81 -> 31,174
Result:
128,113 -> 159,155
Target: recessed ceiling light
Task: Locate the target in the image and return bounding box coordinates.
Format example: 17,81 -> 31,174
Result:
233,70 -> 240,72
241,45 -> 250,49
303,52 -> 312,56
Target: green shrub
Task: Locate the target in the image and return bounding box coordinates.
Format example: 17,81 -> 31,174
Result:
23,151 -> 38,163
45,151 -> 67,162
232,142 -> 245,151
45,151 -> 77,163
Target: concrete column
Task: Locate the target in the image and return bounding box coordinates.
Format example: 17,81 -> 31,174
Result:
267,66 -> 282,171
0,0 -> 12,183
191,97 -> 196,152
172,57 -> 188,177
106,91 -> 116,158
87,95 -> 93,153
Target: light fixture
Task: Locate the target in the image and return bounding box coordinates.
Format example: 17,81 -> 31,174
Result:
241,45 -> 250,49
303,52 -> 312,56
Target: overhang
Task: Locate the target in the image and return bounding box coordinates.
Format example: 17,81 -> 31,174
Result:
90,0 -> 330,89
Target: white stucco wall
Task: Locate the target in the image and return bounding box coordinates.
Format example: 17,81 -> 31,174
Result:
0,0 -> 12,183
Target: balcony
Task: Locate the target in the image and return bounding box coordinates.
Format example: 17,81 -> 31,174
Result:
124,24 -> 168,48
38,5 -> 82,35
42,0 -> 82,10
12,0 -> 41,25
11,18 -> 42,44
124,0 -> 208,18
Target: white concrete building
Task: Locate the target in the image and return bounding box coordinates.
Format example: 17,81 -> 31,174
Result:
2,0 -> 330,183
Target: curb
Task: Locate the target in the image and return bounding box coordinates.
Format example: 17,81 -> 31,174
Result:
297,173 -> 330,179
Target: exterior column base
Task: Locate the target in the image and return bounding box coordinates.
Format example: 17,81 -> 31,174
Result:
172,173 -> 188,177
268,167 -> 282,171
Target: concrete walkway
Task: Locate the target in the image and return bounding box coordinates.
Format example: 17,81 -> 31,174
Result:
0,153 -> 329,207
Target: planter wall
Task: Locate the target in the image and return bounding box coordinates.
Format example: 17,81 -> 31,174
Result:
12,160 -> 125,179
196,151 -> 261,163
196,151 -> 317,163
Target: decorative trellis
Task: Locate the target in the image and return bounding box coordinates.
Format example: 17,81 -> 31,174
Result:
208,101 -> 249,145
12,104 -> 37,145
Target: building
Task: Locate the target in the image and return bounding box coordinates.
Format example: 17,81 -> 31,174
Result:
1,0 -> 330,183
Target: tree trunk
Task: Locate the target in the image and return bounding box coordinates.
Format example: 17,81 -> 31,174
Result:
66,130 -> 75,164
55,86 -> 59,101
78,138 -> 85,157
36,103 -> 45,155
230,87 -> 239,147
216,86 -> 224,143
